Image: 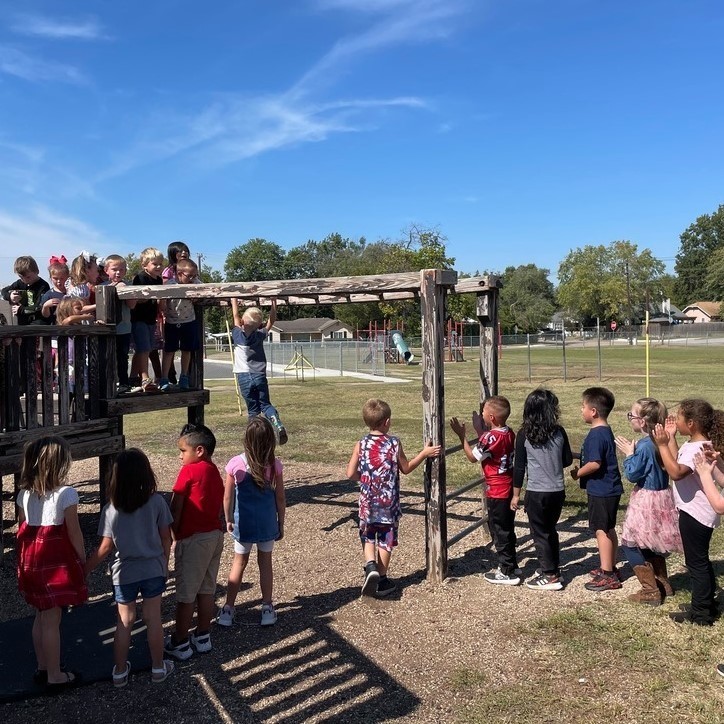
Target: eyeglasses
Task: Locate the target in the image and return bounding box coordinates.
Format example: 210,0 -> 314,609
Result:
626,412 -> 642,421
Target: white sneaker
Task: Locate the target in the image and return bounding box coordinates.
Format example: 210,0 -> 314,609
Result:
217,605 -> 235,627
483,568 -> 521,586
260,603 -> 277,627
163,635 -> 193,660
190,631 -> 212,653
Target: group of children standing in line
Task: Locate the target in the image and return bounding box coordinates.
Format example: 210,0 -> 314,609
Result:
15,418 -> 286,693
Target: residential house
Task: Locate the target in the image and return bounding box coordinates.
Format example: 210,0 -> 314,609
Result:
681,302 -> 721,324
268,317 -> 354,342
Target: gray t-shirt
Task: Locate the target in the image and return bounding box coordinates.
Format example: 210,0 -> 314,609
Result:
513,427 -> 572,493
98,493 -> 173,585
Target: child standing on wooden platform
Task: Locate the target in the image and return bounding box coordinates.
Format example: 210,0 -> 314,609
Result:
614,398 -> 682,606
16,435 -> 87,693
348,399 -> 440,597
85,449 -> 174,686
218,416 -> 286,627
513,389 -> 573,591
451,396 -> 519,585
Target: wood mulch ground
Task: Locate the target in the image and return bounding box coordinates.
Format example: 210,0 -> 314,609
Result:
1,455 -> 722,723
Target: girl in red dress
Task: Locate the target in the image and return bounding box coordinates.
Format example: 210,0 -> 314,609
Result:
16,435 -> 87,692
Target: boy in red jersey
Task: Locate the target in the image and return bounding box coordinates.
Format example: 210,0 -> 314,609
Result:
165,424 -> 224,660
450,396 -> 519,584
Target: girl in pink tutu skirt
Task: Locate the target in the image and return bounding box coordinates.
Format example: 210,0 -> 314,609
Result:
614,398 -> 682,606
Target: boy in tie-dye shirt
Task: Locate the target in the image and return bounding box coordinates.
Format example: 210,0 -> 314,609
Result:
346,399 -> 440,598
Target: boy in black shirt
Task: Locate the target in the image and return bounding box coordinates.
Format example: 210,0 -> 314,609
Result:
1,256 -> 50,325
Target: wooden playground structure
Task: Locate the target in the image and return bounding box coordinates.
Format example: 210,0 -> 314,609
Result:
1,270 -> 501,581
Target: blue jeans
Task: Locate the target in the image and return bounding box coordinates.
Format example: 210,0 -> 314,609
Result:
235,372 -> 280,421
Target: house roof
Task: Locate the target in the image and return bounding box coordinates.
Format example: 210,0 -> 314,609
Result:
682,301 -> 721,318
271,317 -> 352,334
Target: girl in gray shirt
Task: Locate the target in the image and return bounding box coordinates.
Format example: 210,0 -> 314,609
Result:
513,389 -> 572,590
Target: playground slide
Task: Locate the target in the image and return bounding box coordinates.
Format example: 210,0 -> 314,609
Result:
391,331 -> 415,364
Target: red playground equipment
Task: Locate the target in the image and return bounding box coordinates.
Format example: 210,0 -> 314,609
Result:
446,318 -> 465,362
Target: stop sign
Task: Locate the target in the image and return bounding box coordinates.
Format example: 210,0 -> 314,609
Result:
610,321 -> 617,331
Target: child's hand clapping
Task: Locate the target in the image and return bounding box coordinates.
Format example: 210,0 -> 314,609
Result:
614,435 -> 635,457
450,417 -> 466,440
652,423 -> 669,446
472,410 -> 485,437
664,414 -> 677,437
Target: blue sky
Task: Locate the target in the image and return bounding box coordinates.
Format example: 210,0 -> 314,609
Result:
1,0 -> 724,287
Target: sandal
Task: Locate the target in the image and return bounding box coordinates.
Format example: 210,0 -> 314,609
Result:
151,660 -> 174,683
45,671 -> 81,696
141,378 -> 158,393
112,661 -> 131,688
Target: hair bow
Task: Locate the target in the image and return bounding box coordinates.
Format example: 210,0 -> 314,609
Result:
79,250 -> 96,264
49,255 -> 67,265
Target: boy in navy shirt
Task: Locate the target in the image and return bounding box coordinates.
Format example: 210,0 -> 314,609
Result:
571,387 -> 624,591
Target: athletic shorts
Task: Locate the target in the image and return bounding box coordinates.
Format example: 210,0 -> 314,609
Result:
234,539 -> 275,555
164,321 -> 200,352
587,494 -> 620,532
359,521 -> 399,552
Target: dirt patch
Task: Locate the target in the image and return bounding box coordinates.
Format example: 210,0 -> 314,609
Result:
2,457 -> 723,723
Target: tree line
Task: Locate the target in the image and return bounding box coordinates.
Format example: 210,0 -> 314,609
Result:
123,205 -> 724,334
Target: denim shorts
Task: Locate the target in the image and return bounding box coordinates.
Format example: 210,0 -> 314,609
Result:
131,321 -> 156,353
113,576 -> 166,604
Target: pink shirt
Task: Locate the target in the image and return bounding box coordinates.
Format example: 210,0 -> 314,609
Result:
674,440 -> 721,529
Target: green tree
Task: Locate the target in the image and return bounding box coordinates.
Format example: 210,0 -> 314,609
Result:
674,204 -> 724,303
557,241 -> 665,324
124,253 -> 143,279
224,238 -> 286,282
499,264 -> 556,333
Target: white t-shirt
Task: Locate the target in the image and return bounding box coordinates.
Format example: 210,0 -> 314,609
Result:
674,441 -> 721,529
17,485 -> 79,525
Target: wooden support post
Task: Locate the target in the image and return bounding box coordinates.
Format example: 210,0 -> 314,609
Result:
477,284 -> 500,404
421,269 -> 454,583
188,304 -> 205,426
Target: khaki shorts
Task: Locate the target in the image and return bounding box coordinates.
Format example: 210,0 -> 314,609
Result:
174,529 -> 224,603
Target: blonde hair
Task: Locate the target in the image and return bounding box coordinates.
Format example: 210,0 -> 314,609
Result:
242,307 -> 263,325
176,258 -> 198,276
20,436 -> 72,497
69,253 -> 97,286
140,247 -> 164,265
635,397 -> 667,434
362,399 -> 391,429
56,297 -> 83,324
485,395 -> 511,424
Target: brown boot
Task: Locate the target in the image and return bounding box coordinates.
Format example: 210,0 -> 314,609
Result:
628,563 -> 662,606
650,555 -> 674,597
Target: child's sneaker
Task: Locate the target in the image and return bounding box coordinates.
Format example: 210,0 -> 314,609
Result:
178,374 -> 190,390
483,568 -> 521,586
190,631 -> 212,653
269,415 -> 288,445
158,377 -> 171,392
163,635 -> 193,660
717,663 -> 724,678
525,573 -> 563,591
361,561 -> 380,597
260,603 -> 277,627
217,605 -> 235,627
589,567 -> 623,581
375,577 -> 397,597
584,572 -> 622,591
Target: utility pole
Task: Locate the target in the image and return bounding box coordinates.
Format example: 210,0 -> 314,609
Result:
625,261 -> 634,345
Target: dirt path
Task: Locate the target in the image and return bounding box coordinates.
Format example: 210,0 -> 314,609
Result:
2,457 -> 722,723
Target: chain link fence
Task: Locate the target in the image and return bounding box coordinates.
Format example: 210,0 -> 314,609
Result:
266,340 -> 388,378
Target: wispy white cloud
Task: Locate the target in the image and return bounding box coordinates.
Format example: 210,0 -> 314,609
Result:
0,45 -> 87,84
0,206 -> 116,282
10,14 -> 108,41
98,0 -> 466,179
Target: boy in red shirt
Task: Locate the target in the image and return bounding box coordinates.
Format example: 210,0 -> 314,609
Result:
450,395 -> 519,584
165,424 -> 224,660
